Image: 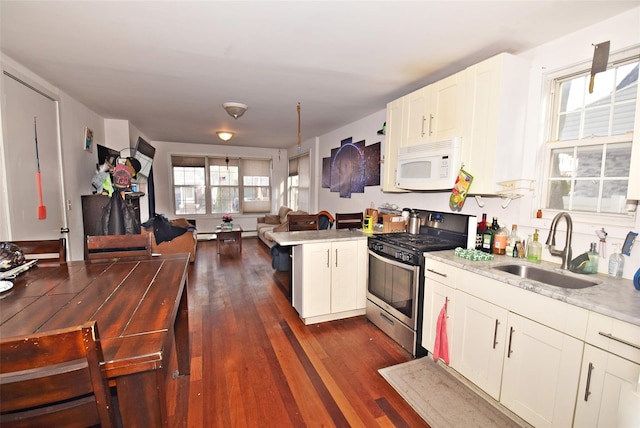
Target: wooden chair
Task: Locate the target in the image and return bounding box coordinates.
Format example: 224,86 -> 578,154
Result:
288,214 -> 320,231
87,233 -> 152,260
12,238 -> 66,262
335,212 -> 364,229
0,321 -> 117,427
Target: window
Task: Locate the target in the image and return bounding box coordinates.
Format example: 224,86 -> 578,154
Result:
288,154 -> 309,212
544,54 -> 638,216
171,156 -> 271,216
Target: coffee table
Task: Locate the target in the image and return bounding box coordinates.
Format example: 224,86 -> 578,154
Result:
216,224 -> 243,254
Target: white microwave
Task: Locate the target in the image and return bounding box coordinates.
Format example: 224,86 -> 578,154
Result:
395,138 -> 462,190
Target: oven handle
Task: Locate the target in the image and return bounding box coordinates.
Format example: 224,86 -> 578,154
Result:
368,250 -> 421,274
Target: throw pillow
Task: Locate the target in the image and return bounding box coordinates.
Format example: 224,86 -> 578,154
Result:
265,214 -> 281,225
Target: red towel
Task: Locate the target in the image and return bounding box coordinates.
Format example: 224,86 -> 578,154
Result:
433,300 -> 450,364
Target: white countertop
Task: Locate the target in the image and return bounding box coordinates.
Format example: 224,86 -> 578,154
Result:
269,229 -> 370,246
426,250 -> 640,327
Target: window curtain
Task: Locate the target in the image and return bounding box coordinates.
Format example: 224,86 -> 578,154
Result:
289,153 -> 310,213
240,158 -> 271,213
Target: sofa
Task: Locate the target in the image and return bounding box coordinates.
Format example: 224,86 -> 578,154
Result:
256,206 -> 309,247
142,216 -> 197,262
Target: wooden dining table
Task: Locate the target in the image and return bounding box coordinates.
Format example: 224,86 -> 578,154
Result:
0,253 -> 191,427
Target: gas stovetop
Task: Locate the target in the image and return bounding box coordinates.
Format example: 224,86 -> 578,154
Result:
370,233 -> 459,253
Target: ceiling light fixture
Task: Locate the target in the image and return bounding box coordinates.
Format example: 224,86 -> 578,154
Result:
222,102 -> 248,119
217,131 -> 233,142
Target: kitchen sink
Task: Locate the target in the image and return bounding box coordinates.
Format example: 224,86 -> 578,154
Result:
492,264 -> 599,289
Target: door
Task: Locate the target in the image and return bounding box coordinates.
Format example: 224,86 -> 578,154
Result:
2,72 -> 66,241
422,280 -> 454,355
330,240 -> 359,314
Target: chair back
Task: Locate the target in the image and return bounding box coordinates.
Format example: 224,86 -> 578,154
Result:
288,214 -> 320,231
335,212 -> 364,229
11,238 -> 66,262
87,233 -> 152,260
0,321 -> 117,427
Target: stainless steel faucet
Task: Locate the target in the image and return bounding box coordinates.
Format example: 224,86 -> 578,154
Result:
545,212 -> 573,270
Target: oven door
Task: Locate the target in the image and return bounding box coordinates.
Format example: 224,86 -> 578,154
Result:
367,250 -> 420,329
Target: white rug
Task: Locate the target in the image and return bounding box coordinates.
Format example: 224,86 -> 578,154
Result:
379,357 -> 528,428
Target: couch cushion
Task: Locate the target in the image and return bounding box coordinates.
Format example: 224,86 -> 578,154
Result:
278,206 -> 292,223
272,222 -> 288,233
264,214 -> 281,225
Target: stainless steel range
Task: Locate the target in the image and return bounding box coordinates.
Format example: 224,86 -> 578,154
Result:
366,210 -> 476,357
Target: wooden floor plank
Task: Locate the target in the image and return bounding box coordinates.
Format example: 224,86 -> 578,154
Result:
164,239 -> 429,427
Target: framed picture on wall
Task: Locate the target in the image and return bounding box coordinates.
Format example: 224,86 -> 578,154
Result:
84,127 -> 94,152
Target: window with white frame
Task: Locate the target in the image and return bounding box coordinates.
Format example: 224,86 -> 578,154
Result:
171,155 -> 271,216
288,154 -> 309,212
544,53 -> 638,217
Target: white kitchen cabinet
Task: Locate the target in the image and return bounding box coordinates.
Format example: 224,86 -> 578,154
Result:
405,72 -> 466,147
461,52 -> 530,195
573,311 -> 640,427
501,312 -> 584,428
574,344 -> 640,428
421,258 -> 457,355
292,239 -> 367,324
381,97 -> 408,192
451,290 -> 507,400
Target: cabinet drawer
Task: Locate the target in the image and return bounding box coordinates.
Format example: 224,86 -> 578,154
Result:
424,258 -> 456,287
586,312 -> 640,364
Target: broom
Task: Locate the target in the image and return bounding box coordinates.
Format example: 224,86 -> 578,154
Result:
33,117 -> 47,220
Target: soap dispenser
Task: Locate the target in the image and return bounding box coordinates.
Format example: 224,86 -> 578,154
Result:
526,229 -> 542,262
608,244 -> 625,278
585,242 -> 599,274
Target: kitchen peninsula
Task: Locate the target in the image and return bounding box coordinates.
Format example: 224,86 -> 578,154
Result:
271,229 -> 368,325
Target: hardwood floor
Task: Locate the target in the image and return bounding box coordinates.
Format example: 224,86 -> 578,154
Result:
167,238 -> 429,427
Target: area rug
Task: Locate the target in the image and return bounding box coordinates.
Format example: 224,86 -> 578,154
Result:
379,357 -> 528,428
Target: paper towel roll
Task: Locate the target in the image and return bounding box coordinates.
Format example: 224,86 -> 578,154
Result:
634,267 -> 640,291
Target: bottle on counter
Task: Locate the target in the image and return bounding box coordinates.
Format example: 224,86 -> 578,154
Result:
492,219 -> 508,255
584,242 -> 599,274
476,213 -> 487,250
608,243 -> 625,278
526,229 -> 542,262
480,215 -> 494,254
505,224 -> 521,257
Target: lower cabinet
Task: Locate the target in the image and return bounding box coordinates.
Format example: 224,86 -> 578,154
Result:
421,281 -> 455,356
451,290 -> 507,400
292,240 -> 366,324
574,344 -> 640,427
500,312 -> 584,428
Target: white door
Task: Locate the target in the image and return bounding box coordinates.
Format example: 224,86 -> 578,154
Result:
330,241 -> 359,314
2,72 -> 66,241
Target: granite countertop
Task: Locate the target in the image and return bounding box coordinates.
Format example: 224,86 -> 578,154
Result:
270,229 -> 369,246
425,250 -> 640,327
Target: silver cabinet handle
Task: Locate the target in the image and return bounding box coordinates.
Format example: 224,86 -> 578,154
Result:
326,249 -> 330,268
507,327 -> 514,358
598,332 -> 640,350
426,268 -> 447,278
335,248 -> 338,267
584,362 -> 594,401
493,319 -> 500,349
421,115 -> 426,137
428,114 -> 434,136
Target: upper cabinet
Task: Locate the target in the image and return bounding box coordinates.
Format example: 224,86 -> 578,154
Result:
382,52 -> 530,195
461,53 -> 530,195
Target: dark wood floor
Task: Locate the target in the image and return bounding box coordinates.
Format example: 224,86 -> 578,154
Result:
167,238 -> 429,427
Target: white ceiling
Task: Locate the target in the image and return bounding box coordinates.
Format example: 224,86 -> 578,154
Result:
1,1 -> 638,149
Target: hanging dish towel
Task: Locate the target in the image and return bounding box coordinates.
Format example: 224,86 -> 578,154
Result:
432,300 -> 450,365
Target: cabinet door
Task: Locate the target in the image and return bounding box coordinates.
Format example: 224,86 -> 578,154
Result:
501,312 -> 583,427
429,72 -> 465,142
574,344 -> 640,428
382,98 -> 408,192
300,242 -> 332,318
451,290 -> 507,400
330,241 -> 360,314
404,86 -> 430,147
421,280 -> 454,355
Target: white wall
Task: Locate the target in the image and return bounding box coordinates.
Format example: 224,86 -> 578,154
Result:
149,140 -> 286,235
